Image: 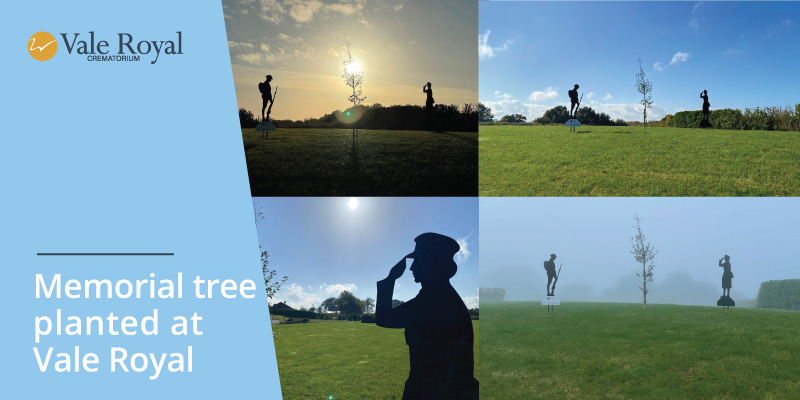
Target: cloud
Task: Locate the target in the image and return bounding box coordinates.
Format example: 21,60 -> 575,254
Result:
228,41 -> 255,51
272,282 -> 360,310
766,19 -> 794,38
359,18 -> 373,28
585,92 -> 595,100
529,87 -> 559,102
479,30 -> 511,60
602,93 -> 612,101
394,4 -> 403,11
325,2 -> 363,16
258,0 -> 287,23
482,91 -> 551,121
721,48 -> 743,56
589,102 -> 667,122
456,235 -> 471,264
286,0 -> 323,22
462,296 -> 478,309
670,52 -> 690,65
653,62 -> 664,72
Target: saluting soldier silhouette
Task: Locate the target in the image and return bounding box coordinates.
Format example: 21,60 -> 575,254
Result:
700,90 -> 710,121
719,254 -> 733,298
423,82 -> 435,122
376,233 -> 478,400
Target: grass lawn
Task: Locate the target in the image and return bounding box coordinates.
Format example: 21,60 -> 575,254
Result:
243,128 -> 477,196
480,301 -> 800,399
479,125 -> 800,196
272,319 -> 479,399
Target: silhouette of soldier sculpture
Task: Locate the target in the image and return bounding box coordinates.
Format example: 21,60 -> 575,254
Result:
717,254 -> 735,308
569,84 -> 580,119
259,75 -> 273,121
376,233 -> 478,400
544,253 -> 559,296
700,90 -> 712,128
423,82 -> 435,123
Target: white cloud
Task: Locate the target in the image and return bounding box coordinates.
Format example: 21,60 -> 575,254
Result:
482,91 -> 551,121
272,282 -> 360,310
766,19 -> 794,37
462,296 -> 478,309
653,62 -> 664,72
394,4 -> 403,11
585,92 -> 595,100
670,52 -> 690,65
286,0 -> 323,22
359,18 -> 373,28
456,235 -> 471,264
479,30 -> 511,60
602,93 -> 612,101
529,86 -> 559,102
321,283 -> 359,296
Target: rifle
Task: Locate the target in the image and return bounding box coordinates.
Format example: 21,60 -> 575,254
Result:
574,93 -> 583,117
551,263 -> 563,295
266,86 -> 278,121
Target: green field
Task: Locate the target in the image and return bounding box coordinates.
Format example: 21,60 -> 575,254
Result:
243,128 -> 477,196
481,301 -> 800,399
479,125 -> 800,196
272,320 -> 479,399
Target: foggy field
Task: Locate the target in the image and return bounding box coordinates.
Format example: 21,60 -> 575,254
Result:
242,128 -> 478,196
480,302 -> 799,400
272,320 -> 479,400
479,125 -> 800,196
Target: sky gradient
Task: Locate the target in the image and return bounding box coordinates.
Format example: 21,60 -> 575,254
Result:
480,197 -> 800,305
223,0 -> 478,120
480,1 -> 800,121
255,197 -> 479,310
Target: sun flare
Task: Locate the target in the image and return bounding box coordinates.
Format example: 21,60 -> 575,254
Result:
345,60 -> 362,75
348,197 -> 359,210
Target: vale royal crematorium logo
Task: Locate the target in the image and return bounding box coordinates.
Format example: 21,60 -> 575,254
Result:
28,31 -> 183,64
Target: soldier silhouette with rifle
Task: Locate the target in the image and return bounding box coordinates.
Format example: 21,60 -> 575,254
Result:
544,253 -> 559,296
259,75 -> 273,121
569,84 -> 581,119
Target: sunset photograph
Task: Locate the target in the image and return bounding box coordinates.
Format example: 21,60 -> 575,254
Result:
223,0 -> 478,196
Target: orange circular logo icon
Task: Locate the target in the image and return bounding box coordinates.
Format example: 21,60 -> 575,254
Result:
29,31 -> 57,61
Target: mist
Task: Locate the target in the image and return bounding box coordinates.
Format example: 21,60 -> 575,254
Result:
480,198 -> 800,305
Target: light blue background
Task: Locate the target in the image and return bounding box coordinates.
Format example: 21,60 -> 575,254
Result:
0,1 -> 282,398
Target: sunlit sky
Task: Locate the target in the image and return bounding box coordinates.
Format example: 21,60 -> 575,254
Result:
481,198 -> 800,305
255,197 -> 479,310
480,1 -> 800,121
223,0 -> 478,120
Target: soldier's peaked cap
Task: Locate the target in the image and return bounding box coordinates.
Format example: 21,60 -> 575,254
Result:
407,233 -> 460,259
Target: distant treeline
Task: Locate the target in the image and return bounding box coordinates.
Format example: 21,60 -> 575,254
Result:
757,279 -> 800,310
479,105 -> 627,126
240,103 -> 478,132
480,287 -> 506,303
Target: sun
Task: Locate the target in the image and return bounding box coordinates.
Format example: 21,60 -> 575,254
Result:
348,197 -> 359,210
345,60 -> 362,75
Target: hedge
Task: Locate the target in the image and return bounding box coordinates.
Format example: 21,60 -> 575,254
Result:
670,109 -> 744,129
756,279 -> 800,310
480,287 -> 506,302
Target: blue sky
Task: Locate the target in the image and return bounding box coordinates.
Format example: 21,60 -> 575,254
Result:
479,1 -> 800,121
255,197 -> 479,310
480,197 -> 800,305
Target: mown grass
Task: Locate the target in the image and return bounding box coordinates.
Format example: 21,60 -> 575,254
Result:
243,128 -> 478,196
272,320 -> 479,399
479,125 -> 800,196
480,301 -> 800,400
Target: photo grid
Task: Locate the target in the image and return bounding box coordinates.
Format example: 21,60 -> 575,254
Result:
223,0 -> 800,398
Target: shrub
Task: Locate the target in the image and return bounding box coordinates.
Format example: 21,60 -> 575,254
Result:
273,309 -> 320,319
671,109 -> 743,130
757,279 -> 800,310
480,287 -> 506,302
360,314 -> 376,323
